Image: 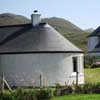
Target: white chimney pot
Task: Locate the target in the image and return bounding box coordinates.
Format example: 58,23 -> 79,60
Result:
31,11 -> 41,26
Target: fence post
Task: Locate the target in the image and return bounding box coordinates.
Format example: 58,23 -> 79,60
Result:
40,74 -> 42,88
76,71 -> 78,86
1,72 -> 12,92
1,72 -> 4,92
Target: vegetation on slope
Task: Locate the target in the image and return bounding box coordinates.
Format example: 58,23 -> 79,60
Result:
42,17 -> 84,34
0,13 -> 30,26
85,68 -> 100,83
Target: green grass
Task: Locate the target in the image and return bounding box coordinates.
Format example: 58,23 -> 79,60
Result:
85,68 -> 100,83
52,94 -> 100,100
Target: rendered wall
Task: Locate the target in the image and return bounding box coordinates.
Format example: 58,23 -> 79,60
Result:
88,37 -> 99,51
0,53 -> 84,86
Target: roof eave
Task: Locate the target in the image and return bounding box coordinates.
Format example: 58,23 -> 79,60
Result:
0,51 -> 84,55
88,51 -> 100,53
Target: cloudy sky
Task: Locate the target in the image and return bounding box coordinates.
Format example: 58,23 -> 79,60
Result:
0,0 -> 100,29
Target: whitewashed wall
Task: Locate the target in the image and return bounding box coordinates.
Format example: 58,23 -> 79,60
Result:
0,53 -> 84,86
88,36 -> 99,51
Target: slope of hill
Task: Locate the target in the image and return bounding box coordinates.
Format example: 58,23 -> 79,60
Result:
0,13 -> 30,26
42,17 -> 84,34
85,68 -> 100,83
0,13 -> 89,51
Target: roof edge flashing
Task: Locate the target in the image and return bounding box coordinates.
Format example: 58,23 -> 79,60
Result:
0,51 -> 84,54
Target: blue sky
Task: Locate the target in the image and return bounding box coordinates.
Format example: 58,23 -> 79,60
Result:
0,0 -> 100,29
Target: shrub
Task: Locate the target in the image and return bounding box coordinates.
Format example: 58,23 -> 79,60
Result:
91,63 -> 100,68
53,88 -> 61,96
72,84 -> 82,93
55,83 -> 62,89
54,83 -> 100,95
0,88 -> 52,100
0,91 -> 14,100
60,86 -> 73,95
37,88 -> 52,100
84,64 -> 91,68
1,83 -> 100,99
14,88 -> 38,100
74,83 -> 100,94
53,85 -> 73,96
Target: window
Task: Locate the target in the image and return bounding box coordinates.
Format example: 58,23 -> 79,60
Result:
73,57 -> 78,72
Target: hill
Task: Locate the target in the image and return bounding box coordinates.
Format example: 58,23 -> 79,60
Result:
0,13 -> 30,26
42,17 -> 84,34
0,13 -> 89,51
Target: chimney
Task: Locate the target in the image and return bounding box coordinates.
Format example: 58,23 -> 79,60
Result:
31,10 -> 41,26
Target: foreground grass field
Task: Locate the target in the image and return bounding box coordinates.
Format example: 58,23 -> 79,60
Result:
84,68 -> 100,83
52,94 -> 100,100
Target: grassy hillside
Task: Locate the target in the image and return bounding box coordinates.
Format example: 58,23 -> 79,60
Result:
85,68 -> 100,83
0,13 -> 90,51
0,13 -> 30,26
42,17 -> 84,34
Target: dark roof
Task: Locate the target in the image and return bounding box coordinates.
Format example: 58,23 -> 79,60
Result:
95,41 -> 100,48
88,26 -> 100,37
0,23 -> 83,54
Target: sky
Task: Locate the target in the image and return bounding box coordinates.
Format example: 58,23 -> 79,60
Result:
0,0 -> 100,29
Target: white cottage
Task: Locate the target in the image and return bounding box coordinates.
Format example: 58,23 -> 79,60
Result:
88,26 -> 100,63
88,26 -> 100,52
0,11 -> 84,87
